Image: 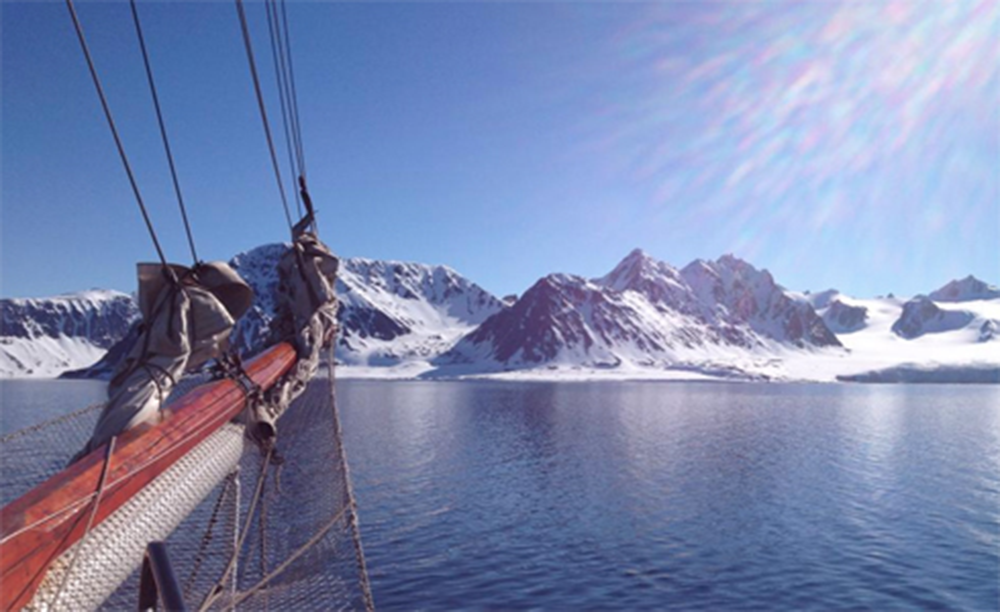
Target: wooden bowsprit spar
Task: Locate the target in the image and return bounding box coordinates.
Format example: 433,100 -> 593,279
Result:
0,343 -> 296,611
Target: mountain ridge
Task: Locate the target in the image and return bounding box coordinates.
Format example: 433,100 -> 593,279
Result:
2,247 -> 997,382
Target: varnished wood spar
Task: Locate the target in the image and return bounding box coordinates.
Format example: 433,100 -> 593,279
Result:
0,342 -> 296,611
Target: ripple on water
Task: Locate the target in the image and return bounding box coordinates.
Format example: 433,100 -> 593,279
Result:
337,381 -> 999,610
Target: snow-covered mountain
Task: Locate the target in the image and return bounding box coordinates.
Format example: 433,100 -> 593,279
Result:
336,256 -> 505,365
3,245 -> 503,378
891,296 -> 976,339
2,246 -> 997,383
803,277 -> 999,345
445,250 -> 840,371
228,243 -> 507,367
0,290 -> 138,377
928,275 -> 1000,302
793,285 -> 1000,383
447,272 -> 679,368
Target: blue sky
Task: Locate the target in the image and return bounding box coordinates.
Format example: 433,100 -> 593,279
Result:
3,1 -> 998,300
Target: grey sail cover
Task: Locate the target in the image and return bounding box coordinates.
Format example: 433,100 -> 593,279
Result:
73,262 -> 253,461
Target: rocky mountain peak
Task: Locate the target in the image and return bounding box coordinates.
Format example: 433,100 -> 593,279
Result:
928,275 -> 1000,302
822,299 -> 868,334
891,295 -> 975,339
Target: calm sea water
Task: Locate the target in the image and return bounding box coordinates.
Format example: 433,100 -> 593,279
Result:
3,379 -> 998,610
337,380 -> 1000,611
0,379 -> 107,434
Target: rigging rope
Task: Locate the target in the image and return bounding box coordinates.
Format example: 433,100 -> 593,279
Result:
276,0 -> 319,236
183,471 -> 237,600
234,0 -> 295,233
327,347 -> 376,611
128,0 -> 200,264
196,445 -> 274,611
65,0 -> 173,277
261,0 -> 318,237
278,0 -> 307,179
264,0 -> 303,218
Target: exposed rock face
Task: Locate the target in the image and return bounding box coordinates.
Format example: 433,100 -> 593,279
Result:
805,289 -> 841,310
599,248 -> 694,314
823,299 -> 869,334
979,320 -> 998,343
229,243 -> 286,356
447,273 -> 673,366
1,291 -> 139,377
446,250 -> 841,369
891,296 -> 974,339
676,254 -> 840,348
928,275 -> 1000,302
1,291 -> 137,349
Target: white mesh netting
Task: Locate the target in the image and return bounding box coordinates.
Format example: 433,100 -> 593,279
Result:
1,354 -> 373,611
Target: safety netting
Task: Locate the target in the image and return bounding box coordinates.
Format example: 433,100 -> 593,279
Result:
1,349 -> 373,611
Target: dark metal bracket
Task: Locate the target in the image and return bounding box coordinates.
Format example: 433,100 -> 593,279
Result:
138,541 -> 186,611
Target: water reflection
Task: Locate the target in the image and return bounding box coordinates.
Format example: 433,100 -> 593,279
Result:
338,381 -> 1000,610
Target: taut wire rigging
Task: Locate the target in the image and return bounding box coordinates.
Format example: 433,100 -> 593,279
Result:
129,0 -> 200,264
65,0 -> 173,278
234,0 -> 295,233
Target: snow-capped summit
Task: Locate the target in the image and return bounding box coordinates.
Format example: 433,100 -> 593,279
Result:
596,248 -> 690,312
228,244 -> 506,365
447,272 -> 673,367
676,254 -> 839,348
341,257 -> 502,328
595,251 -> 839,349
335,256 -> 505,365
447,250 -> 841,371
4,244 -> 996,382
928,275 -> 1000,302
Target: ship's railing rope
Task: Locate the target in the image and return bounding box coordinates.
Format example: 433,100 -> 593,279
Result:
260,0 -> 317,235
3,390 -> 254,544
187,348 -> 373,612
257,483 -> 272,611
234,0 -> 294,233
128,0 -> 200,264
2,359 -> 372,610
17,423 -> 246,611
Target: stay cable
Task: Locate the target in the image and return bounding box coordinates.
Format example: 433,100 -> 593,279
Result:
234,0 -> 294,233
65,0 -> 172,274
129,0 -> 200,264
